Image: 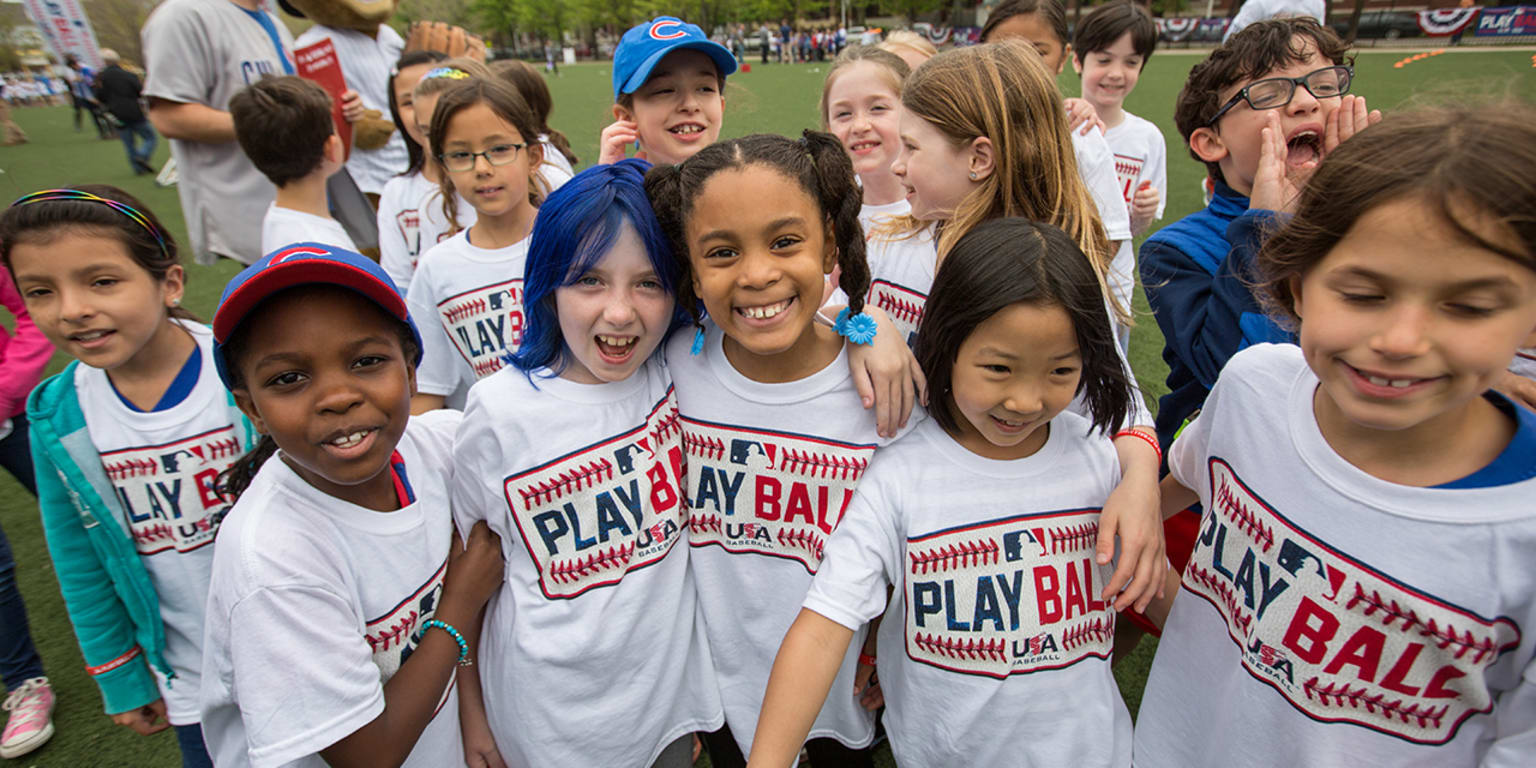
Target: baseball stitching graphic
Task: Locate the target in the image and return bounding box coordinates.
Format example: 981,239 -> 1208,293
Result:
99,425 -> 241,555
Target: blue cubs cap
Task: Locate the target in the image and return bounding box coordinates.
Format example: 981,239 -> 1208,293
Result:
211,242 -> 423,389
612,16 -> 737,101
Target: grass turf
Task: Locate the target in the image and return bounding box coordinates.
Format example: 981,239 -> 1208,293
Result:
0,46 -> 1531,766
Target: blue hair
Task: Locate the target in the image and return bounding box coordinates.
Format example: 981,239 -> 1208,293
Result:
512,158 -> 688,377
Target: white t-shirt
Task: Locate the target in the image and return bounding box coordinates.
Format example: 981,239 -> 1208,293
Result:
858,198 -> 909,237
404,228 -> 530,400
1137,344 -> 1536,767
806,416 -> 1130,766
260,203 -> 358,257
142,0 -> 293,265
536,160 -> 573,199
1072,126 -> 1136,350
1103,111 -> 1167,222
293,26 -> 407,196
538,135 -> 575,178
667,323 -> 916,756
378,174 -> 477,295
200,413 -> 465,768
78,323 -> 244,726
451,357 -> 723,767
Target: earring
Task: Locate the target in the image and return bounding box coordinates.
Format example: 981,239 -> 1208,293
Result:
170,297 -> 180,307
968,171 -> 978,180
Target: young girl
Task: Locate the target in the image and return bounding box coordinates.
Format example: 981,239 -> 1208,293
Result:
1136,106 -> 1536,765
405,76 -> 549,411
875,42 -> 1164,592
820,46 -> 911,234
6,186 -> 256,768
752,217 -> 1138,766
646,131 -> 892,768
980,0 -> 1137,346
492,58 -> 580,178
377,49 -> 447,294
452,159 -> 722,768
199,243 -> 504,767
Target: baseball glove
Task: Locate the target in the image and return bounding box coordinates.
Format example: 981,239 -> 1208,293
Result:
404,21 -> 487,62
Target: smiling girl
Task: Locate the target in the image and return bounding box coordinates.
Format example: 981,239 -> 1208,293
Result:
820,46 -> 911,233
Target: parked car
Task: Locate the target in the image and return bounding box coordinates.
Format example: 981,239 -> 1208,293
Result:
1330,11 -> 1424,39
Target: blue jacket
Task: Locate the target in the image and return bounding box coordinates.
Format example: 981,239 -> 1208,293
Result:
25,360 -> 255,714
1139,181 -> 1294,454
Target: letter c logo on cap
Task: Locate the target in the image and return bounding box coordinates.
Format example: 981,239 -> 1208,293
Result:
650,20 -> 687,40
270,245 -> 329,264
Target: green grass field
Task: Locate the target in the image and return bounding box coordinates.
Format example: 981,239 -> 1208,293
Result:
0,45 -> 1531,766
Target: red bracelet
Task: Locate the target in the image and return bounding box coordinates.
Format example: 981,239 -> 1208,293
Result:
859,653 -> 877,667
1114,429 -> 1162,464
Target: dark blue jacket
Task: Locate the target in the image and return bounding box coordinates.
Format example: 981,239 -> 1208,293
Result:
1139,181 -> 1294,454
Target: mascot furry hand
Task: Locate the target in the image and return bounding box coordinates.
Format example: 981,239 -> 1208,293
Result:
279,0 -> 400,150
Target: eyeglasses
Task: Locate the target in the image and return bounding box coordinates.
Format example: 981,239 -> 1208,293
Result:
1206,65 -> 1353,127
438,143 -> 527,173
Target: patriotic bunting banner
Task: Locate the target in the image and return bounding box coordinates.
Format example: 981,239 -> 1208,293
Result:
1418,8 -> 1480,35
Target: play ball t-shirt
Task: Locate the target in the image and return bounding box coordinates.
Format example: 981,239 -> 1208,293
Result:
405,228 -> 529,401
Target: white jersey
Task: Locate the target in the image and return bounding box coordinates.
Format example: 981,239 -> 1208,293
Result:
1072,126 -> 1136,351
293,26 -> 407,195
1103,111 -> 1167,222
142,0 -> 293,265
1137,344 -> 1536,767
77,323 -> 245,725
806,416 -> 1130,767
378,174 -> 478,295
404,228 -> 529,400
452,357 -> 723,767
858,198 -> 909,237
200,413 -> 465,768
667,324 -> 916,756
260,203 -> 358,256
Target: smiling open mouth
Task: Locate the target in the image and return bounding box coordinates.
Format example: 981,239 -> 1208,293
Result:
736,298 -> 793,320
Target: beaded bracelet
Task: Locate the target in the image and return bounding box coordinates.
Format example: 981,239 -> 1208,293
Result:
422,619 -> 472,667
1114,429 -> 1162,465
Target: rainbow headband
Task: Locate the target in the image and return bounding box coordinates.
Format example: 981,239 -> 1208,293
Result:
9,189 -> 170,258
423,67 -> 471,81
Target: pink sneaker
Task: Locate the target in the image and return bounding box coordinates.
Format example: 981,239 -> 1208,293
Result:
0,677 -> 55,758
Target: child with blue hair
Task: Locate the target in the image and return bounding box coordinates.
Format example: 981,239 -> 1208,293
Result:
450,159 -> 722,768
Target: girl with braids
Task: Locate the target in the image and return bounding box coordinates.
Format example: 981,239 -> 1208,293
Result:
646,131 -> 916,768
6,185 -> 255,768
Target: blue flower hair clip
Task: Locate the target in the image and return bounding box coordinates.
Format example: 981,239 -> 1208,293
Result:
834,308 -> 878,346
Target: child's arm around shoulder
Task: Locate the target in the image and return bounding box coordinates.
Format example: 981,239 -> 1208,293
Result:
834,304 -> 926,438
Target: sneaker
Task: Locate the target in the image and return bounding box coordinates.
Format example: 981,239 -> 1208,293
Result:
0,677 -> 55,758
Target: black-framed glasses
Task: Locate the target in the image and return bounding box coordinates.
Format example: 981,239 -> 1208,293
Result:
1206,65 -> 1353,127
438,142 -> 527,173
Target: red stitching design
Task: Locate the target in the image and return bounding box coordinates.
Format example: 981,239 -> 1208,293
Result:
912,633 -> 1008,662
474,356 -> 504,378
516,459 -> 615,510
777,448 -> 867,481
1046,523 -> 1098,554
548,542 -> 635,583
1345,583 -> 1498,664
366,610 -> 419,654
688,512 -> 722,536
1214,482 -> 1275,553
650,404 -> 681,445
1062,615 -> 1113,651
207,437 -> 241,459
908,539 -> 1000,574
1302,677 -> 1449,730
131,523 -> 177,546
1187,562 -> 1254,636
776,528 -> 825,562
683,432 -> 725,461
104,457 -> 158,481
874,291 -> 924,327
444,297 -> 487,323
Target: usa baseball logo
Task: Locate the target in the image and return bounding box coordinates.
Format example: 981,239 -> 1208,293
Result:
683,416 -> 875,573
99,425 -> 242,556
504,389 -> 686,599
904,508 -> 1111,678
435,278 -> 524,380
649,19 -> 687,40
867,279 -> 926,347
1185,458 -> 1522,744
1113,153 -> 1146,205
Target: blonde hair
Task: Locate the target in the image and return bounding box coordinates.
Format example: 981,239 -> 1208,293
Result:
819,46 -> 910,129
879,31 -> 938,63
898,40 -> 1124,323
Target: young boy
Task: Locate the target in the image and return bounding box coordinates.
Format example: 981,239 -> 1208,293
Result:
230,75 -> 359,256
596,16 -> 737,167
1073,1 -> 1166,236
1137,17 -> 1377,576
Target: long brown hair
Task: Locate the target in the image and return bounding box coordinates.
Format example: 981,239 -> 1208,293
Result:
1259,104 -> 1536,324
426,75 -> 547,231
491,59 -> 579,166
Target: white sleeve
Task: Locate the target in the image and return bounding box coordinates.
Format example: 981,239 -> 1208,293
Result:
1147,125 -> 1168,221
405,261 -> 461,397
229,585 -> 384,768
1166,380 -> 1219,499
377,185 -> 414,295
141,5 -> 216,106
802,470 -> 901,631
1075,128 -> 1133,243
1482,660 -> 1536,767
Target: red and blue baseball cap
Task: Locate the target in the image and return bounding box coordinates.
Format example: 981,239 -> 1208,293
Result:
212,242 -> 423,389
613,16 -> 737,102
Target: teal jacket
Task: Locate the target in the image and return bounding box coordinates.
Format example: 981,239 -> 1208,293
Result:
25,360 -> 255,714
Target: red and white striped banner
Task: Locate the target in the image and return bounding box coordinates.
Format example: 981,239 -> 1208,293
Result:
1418,8 -> 1481,35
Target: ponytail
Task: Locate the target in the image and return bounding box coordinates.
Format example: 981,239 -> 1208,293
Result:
216,434 -> 278,502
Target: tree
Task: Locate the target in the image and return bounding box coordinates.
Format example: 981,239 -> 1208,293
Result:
1343,0 -> 1364,42
82,0 -> 159,66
